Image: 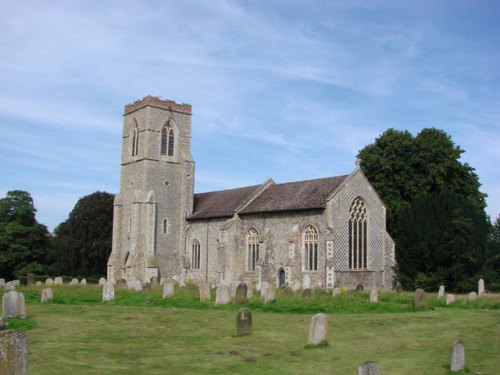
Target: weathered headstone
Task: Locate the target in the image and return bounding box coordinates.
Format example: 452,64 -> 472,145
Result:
259,281 -> 268,296
303,274 -> 311,290
26,274 -> 35,285
478,278 -> 485,296
438,285 -> 445,299
69,278 -> 79,286
41,288 -> 53,303
2,291 -> 26,318
102,282 -> 115,302
35,281 -> 42,286
235,283 -> 248,304
54,277 -> 63,285
4,282 -> 16,292
215,285 -> 230,305
446,294 -> 455,305
0,330 -> 29,375
142,282 -> 151,292
370,288 -> 378,303
98,277 -> 107,286
358,360 -> 380,375
199,283 -> 211,302
163,280 -> 174,299
263,285 -> 276,304
301,288 -> 312,300
450,341 -> 465,372
395,282 -> 402,294
292,281 -> 302,292
236,308 -> 252,336
115,279 -> 127,288
45,278 -> 54,286
332,287 -> 341,297
414,289 -> 425,308
307,313 -> 328,345
150,277 -> 159,288
246,286 -> 253,299
80,279 -> 87,286
355,283 -> 364,291
130,279 -> 142,292
468,291 -> 477,301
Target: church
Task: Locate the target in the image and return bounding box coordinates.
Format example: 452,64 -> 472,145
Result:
107,96 -> 395,290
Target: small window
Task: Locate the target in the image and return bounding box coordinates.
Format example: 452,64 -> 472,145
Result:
303,225 -> 318,271
161,123 -> 175,157
162,219 -> 168,234
247,228 -> 259,272
192,240 -> 201,269
131,121 -> 139,156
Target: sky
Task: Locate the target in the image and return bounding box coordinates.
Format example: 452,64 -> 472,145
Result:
1,0 -> 499,232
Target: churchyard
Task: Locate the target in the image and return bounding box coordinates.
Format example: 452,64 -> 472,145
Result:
2,282 -> 500,374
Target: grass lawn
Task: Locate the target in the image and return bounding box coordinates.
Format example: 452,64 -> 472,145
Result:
4,285 -> 500,374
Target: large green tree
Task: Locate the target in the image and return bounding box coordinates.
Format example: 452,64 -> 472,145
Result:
0,190 -> 51,279
52,191 -> 114,277
483,215 -> 500,291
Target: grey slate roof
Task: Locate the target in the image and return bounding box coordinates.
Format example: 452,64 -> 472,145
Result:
188,175 -> 349,220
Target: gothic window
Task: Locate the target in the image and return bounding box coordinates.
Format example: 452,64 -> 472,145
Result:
131,121 -> 139,156
303,225 -> 318,271
161,123 -> 175,157
192,240 -> 201,269
162,219 -> 168,234
349,197 -> 368,270
247,228 -> 259,272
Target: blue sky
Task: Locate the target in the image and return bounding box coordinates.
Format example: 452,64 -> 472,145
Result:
1,0 -> 499,231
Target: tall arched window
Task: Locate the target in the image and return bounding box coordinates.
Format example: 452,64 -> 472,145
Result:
162,218 -> 168,234
247,228 -> 259,271
304,225 -> 318,271
349,197 -> 368,269
192,240 -> 201,269
161,123 -> 175,157
131,121 -> 139,156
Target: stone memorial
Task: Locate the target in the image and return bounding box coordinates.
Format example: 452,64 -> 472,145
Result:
80,279 -> 87,286
395,282 -> 402,294
130,279 -> 142,292
102,282 -> 115,302
263,285 -> 276,304
292,281 -> 302,292
236,308 -> 252,335
301,288 -> 312,300
370,288 -> 378,303
414,289 -> 425,308
116,279 -> 127,288
150,277 -> 159,288
199,283 -> 211,302
468,291 -> 477,301
163,280 -> 174,299
26,274 -> 35,285
69,278 -> 79,286
41,288 -> 53,303
2,291 -> 26,318
246,286 -> 253,299
446,294 -> 455,305
438,285 -> 445,299
45,278 -> 54,286
259,281 -> 268,296
358,360 -> 379,375
235,283 -> 248,304
215,285 -> 230,305
4,282 -> 16,292
450,341 -> 465,372
332,287 -> 341,297
0,330 -> 29,375
143,282 -> 151,292
307,313 -> 328,345
478,278 -> 485,296
35,281 -> 42,286
54,277 -> 63,285
303,274 -> 311,290
98,277 -> 107,286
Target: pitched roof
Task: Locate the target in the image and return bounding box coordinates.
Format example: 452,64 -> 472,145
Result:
188,175 -> 349,220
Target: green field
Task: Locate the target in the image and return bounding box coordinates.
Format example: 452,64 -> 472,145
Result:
4,285 -> 500,374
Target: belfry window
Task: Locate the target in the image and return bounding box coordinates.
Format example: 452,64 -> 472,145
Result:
247,228 -> 259,272
192,240 -> 201,269
161,124 -> 175,157
131,122 -> 139,156
162,219 -> 168,234
304,225 -> 318,271
349,197 -> 368,269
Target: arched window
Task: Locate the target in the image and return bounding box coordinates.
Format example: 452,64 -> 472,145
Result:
192,240 -> 201,269
131,121 -> 139,156
161,123 -> 175,157
349,197 -> 368,269
162,219 -> 168,234
304,225 -> 318,271
247,228 -> 259,272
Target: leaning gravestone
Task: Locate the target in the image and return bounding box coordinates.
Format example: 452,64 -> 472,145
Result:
301,288 -> 312,300
26,274 -> 35,285
41,288 -> 53,304
54,277 -> 63,285
2,291 -> 26,318
163,280 -> 174,299
235,283 -> 248,304
263,285 -> 276,304
69,278 -> 79,286
450,341 -> 465,372
438,285 -> 445,299
414,289 -> 425,308
199,283 -> 211,302
98,277 -> 107,286
468,292 -> 477,301
102,282 -> 115,302
370,288 -> 378,303
358,360 -> 379,375
0,330 -> 29,375
478,279 -> 485,296
236,308 -> 252,336
215,285 -> 230,305
446,294 -> 455,305
308,313 -> 328,345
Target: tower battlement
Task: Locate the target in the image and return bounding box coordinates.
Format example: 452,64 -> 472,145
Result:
124,96 -> 192,115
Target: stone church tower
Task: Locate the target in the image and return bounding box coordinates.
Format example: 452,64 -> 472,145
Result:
107,96 -> 194,284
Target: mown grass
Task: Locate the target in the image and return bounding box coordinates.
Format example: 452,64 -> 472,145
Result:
2,285 -> 500,374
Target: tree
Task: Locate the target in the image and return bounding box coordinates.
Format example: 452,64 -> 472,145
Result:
483,215 -> 500,291
52,191 -> 114,277
0,190 -> 51,280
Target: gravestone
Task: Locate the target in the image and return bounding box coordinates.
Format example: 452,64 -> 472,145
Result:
4,282 -> 16,292
355,283 -> 364,291
2,291 -> 26,318
414,289 -> 425,308
54,277 -> 63,285
150,277 -> 159,289
235,283 -> 248,304
395,282 -> 402,294
236,308 -> 252,336
292,281 -> 302,292
45,278 -> 54,286
142,282 -> 151,292
246,285 -> 253,299
263,285 -> 276,304
358,360 -> 379,375
80,279 -> 87,286
102,282 -> 115,302
446,294 -> 455,305
98,277 -> 107,286
370,288 -> 378,303
163,280 -> 174,299
260,281 -> 268,297
35,281 -> 42,286
41,288 -> 53,304
301,288 -> 312,300
199,283 -> 211,302
303,274 -> 311,290
307,313 -> 328,345
0,330 -> 29,375
279,285 -> 292,296
130,279 -> 142,292
116,279 -> 127,288
0,279 -> 5,288
468,291 -> 477,301
69,278 -> 79,286
26,274 -> 35,285
478,279 -> 485,296
438,285 -> 445,299
450,341 -> 465,372
332,287 -> 341,297
215,285 -> 231,305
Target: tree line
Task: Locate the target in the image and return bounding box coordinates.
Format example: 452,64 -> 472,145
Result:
0,127 -> 499,291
